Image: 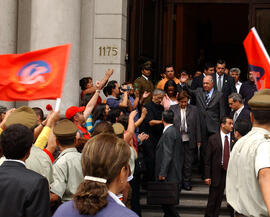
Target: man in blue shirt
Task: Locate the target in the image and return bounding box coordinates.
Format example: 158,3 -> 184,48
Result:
106,80 -> 128,110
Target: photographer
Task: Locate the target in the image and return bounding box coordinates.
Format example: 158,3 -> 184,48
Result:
106,80 -> 128,110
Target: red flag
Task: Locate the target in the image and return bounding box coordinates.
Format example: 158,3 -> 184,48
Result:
243,27 -> 270,90
0,44 -> 71,101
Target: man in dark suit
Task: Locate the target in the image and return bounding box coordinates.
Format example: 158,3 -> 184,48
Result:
170,90 -> 201,190
191,62 -> 215,90
212,60 -> 236,115
155,110 -> 184,217
0,124 -> 50,217
204,116 -> 234,217
228,92 -> 251,124
181,75 -> 225,177
185,75 -> 225,145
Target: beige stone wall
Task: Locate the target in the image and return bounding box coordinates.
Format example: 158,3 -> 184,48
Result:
0,0 -> 128,114
93,0 -> 127,85
0,0 -> 17,109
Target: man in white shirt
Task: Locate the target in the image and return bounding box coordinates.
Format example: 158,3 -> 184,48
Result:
204,116 -> 233,217
226,89 -> 270,217
229,68 -> 242,93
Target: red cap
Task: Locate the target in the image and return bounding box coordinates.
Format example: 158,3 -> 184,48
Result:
65,106 -> 85,119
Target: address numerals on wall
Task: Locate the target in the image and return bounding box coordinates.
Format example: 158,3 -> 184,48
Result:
99,46 -> 118,56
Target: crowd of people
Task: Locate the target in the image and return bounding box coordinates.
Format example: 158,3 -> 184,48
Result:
0,58 -> 269,217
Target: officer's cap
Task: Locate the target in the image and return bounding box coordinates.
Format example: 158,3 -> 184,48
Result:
112,123 -> 125,136
53,119 -> 77,140
5,106 -> 37,129
248,89 -> 270,110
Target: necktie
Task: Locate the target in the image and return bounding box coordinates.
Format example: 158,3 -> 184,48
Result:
205,93 -> 210,105
217,75 -> 222,92
223,135 -> 230,170
233,112 -> 238,124
180,109 -> 187,133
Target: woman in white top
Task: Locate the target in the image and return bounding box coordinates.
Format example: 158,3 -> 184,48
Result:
162,80 -> 179,110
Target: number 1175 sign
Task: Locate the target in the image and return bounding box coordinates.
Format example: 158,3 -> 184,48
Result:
99,46 -> 118,56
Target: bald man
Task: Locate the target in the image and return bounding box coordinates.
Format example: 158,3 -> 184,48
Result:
181,75 -> 225,177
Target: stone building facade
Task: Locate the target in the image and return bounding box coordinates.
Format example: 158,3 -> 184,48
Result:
0,0 -> 128,113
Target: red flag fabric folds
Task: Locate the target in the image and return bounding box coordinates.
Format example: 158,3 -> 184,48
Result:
0,44 -> 71,101
243,27 -> 270,90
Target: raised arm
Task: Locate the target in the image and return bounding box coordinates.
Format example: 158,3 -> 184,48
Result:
135,107 -> 147,128
83,69 -> 113,95
83,81 -> 102,120
119,91 -> 128,108
124,110 -> 137,143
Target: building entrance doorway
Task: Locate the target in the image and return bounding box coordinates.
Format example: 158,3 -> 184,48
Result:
171,4 -> 249,78
127,0 -> 270,83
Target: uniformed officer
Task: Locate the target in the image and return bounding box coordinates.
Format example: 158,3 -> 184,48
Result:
226,89 -> 270,217
50,119 -> 83,202
134,61 -> 154,105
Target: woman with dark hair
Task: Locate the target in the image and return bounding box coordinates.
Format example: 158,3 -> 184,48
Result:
79,69 -> 114,106
91,104 -> 110,131
162,80 -> 178,110
53,133 -> 138,217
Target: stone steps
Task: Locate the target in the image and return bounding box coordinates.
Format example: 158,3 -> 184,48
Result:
140,176 -> 231,216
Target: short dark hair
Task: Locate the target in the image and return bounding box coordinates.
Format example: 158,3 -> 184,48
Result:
106,108 -> 122,124
106,80 -> 117,95
216,59 -> 226,66
220,116 -> 232,125
234,119 -> 252,137
164,64 -> 175,72
252,110 -> 270,125
1,124 -> 33,159
204,62 -> 215,71
177,90 -> 190,101
164,80 -> 178,96
162,110 -> 174,124
79,77 -> 92,91
179,69 -> 188,75
32,107 -> 44,121
103,86 -> 109,96
56,137 -> 75,147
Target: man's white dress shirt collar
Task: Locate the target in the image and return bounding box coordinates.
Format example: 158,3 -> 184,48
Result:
163,124 -> 173,133
5,159 -> 25,166
142,75 -> 149,80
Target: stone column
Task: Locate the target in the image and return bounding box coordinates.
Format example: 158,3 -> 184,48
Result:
93,0 -> 128,85
80,0 -> 95,79
17,0 -> 81,114
0,0 -> 17,109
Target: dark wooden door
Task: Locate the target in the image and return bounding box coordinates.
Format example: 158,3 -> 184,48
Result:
127,0 -> 270,83
127,0 -> 163,83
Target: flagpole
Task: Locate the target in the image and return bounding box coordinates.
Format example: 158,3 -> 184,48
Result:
251,27 -> 270,65
55,98 -> 61,111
